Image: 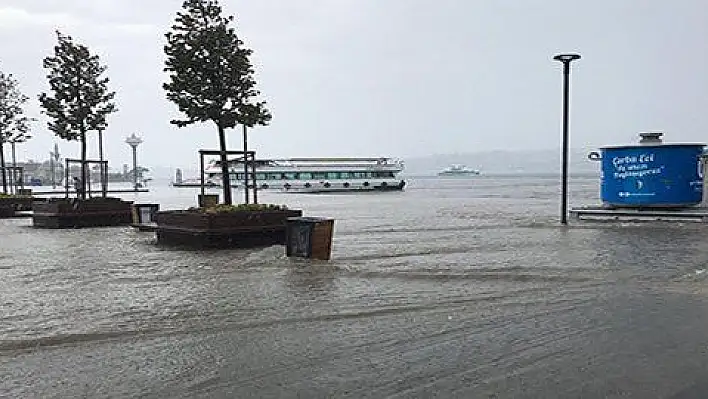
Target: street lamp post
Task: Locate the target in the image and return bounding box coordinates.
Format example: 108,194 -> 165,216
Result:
553,53 -> 581,225
125,133 -> 143,191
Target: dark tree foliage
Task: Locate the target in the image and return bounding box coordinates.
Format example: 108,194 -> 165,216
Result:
0,70 -> 32,194
8,130 -> 31,144
164,0 -> 271,205
39,31 -> 116,199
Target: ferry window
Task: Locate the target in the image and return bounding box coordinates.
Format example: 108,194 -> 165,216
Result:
326,172 -> 339,180
299,172 -> 312,180
353,172 -> 365,179
340,172 -> 352,179
256,173 -> 266,180
285,173 -> 298,180
235,173 -> 244,180
265,173 -> 277,180
312,172 -> 326,179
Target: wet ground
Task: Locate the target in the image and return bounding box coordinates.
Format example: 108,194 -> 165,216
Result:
2,176 -> 708,398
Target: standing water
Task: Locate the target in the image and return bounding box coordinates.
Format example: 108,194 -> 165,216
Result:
3,175 -> 708,398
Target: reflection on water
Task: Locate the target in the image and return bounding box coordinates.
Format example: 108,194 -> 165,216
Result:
3,176 -> 708,398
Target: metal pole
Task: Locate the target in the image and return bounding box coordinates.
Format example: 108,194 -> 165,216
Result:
200,152 -> 205,198
132,146 -> 138,191
98,129 -> 107,197
10,142 -> 16,195
243,124 -> 249,204
252,151 -> 258,204
64,159 -> 69,198
553,53 -> 581,225
0,140 -> 6,194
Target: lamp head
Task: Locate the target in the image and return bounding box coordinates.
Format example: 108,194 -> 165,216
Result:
553,53 -> 581,63
125,133 -> 143,147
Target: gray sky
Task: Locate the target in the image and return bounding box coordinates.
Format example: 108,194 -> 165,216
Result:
1,0 -> 707,170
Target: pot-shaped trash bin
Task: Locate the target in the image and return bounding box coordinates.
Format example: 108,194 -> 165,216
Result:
285,217 -> 335,261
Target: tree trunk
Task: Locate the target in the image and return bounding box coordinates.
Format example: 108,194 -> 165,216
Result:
217,124 -> 232,205
0,140 -> 6,194
80,131 -> 87,200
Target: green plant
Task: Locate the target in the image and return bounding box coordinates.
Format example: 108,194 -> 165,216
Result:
164,0 -> 271,206
0,193 -> 30,198
189,203 -> 288,213
0,69 -> 33,194
39,31 -> 117,200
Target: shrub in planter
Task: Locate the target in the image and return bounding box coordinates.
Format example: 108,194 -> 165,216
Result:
0,194 -> 35,214
32,197 -> 133,228
188,203 -> 289,213
155,203 -> 304,249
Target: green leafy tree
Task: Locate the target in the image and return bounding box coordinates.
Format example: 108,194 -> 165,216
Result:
39,31 -> 117,199
127,166 -> 149,180
8,130 -> 31,144
164,0 -> 271,205
0,70 -> 32,194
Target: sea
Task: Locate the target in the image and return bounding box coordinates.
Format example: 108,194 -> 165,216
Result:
2,175 -> 708,398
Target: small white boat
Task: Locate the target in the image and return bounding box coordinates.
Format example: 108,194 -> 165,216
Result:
171,178 -> 220,188
438,164 -> 481,176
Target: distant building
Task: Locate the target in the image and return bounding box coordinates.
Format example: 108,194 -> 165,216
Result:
15,160 -> 64,186
11,159 -> 147,187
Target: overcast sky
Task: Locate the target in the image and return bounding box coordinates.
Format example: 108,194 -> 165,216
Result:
1,0 -> 707,170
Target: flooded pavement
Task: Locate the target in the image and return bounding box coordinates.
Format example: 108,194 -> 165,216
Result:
2,176 -> 708,398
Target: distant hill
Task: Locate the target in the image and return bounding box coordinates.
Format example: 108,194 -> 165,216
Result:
401,148 -> 600,176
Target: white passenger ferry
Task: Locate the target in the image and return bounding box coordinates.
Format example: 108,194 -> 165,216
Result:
204,157 -> 406,193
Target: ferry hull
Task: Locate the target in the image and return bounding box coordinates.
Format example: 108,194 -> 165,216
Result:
171,182 -> 219,188
171,179 -> 406,193
438,172 -> 480,177
285,180 -> 406,194
252,179 -> 405,193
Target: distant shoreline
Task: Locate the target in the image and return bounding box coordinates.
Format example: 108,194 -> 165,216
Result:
400,172 -> 600,179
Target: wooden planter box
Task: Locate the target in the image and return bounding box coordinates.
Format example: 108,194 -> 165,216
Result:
155,208 -> 303,249
32,197 -> 133,228
0,196 -> 34,217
